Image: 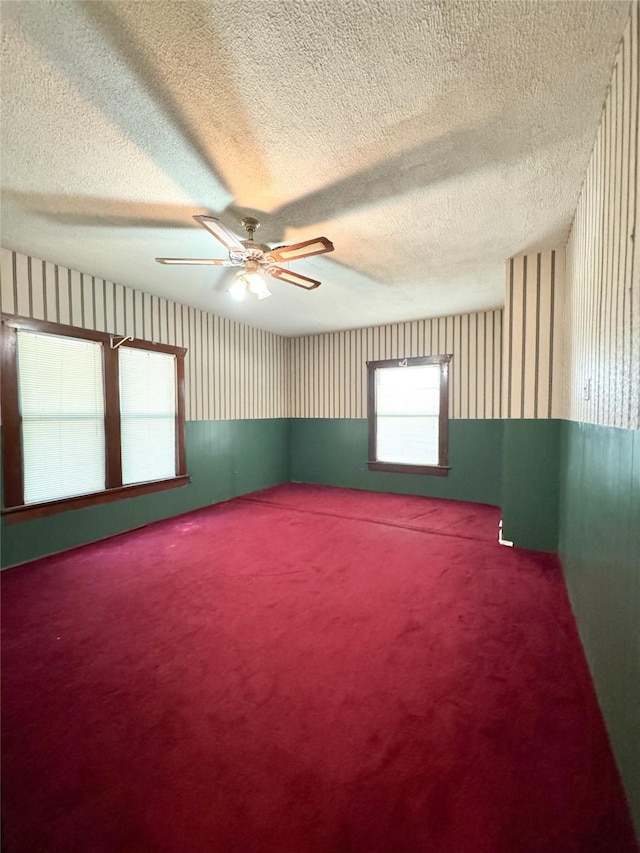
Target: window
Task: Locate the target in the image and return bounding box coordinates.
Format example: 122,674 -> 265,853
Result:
1,316 -> 187,522
367,354 -> 451,476
119,347 -> 178,486
17,330 -> 106,504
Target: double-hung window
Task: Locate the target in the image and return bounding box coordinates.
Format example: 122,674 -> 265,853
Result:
367,354 -> 451,476
1,316 -> 187,521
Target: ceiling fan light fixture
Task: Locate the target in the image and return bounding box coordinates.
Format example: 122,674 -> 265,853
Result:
229,262 -> 272,302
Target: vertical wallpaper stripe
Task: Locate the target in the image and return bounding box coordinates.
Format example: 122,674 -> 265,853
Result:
287,310 -> 504,419
564,5 -> 639,430
0,248 -> 288,421
502,249 -> 565,420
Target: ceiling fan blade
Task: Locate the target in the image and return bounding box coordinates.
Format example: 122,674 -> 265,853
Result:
269,266 -> 321,290
155,258 -> 239,265
266,236 -> 334,263
193,215 -> 246,252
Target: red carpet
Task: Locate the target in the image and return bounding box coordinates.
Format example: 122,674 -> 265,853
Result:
1,484 -> 636,852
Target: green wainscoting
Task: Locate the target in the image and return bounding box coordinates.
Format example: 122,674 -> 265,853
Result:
290,418 -> 504,506
500,419 -> 561,552
0,419 -> 290,568
559,421 -> 640,836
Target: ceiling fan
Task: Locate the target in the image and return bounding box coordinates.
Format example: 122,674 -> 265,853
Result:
156,216 -> 334,302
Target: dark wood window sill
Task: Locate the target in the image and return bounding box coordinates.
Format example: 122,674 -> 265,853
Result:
2,475 -> 190,524
367,461 -> 450,476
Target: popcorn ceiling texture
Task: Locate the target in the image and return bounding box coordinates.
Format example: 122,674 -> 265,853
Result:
0,1 -> 631,335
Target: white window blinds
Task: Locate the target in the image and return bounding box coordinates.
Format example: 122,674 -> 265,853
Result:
119,347 -> 177,486
16,330 -> 106,504
375,364 -> 441,466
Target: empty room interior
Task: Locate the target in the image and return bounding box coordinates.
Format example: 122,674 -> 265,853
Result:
1,1 -> 638,851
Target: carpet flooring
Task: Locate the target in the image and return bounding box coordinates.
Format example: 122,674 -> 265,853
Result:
1,484 -> 636,852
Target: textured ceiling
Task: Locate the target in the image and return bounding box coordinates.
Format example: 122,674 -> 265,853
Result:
0,0 -> 630,335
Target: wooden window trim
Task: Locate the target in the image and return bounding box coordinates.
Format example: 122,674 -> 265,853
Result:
1,314 -> 188,521
103,343 -> 123,490
366,354 -> 452,476
2,476 -> 190,524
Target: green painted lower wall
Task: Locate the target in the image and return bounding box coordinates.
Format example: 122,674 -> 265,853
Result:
290,418 -> 504,506
290,418 -> 563,553
0,419 -> 290,568
559,420 -> 640,836
0,417 -> 565,565
501,419 -> 561,552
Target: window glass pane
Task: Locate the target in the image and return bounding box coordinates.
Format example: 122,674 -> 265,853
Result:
374,362 -> 443,466
16,330 -> 105,504
119,348 -> 176,485
376,364 -> 440,416
377,416 -> 439,465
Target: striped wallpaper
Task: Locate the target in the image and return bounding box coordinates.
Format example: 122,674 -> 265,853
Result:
0,248 -> 288,421
564,4 -> 639,431
503,249 -> 565,420
287,310 -> 504,419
